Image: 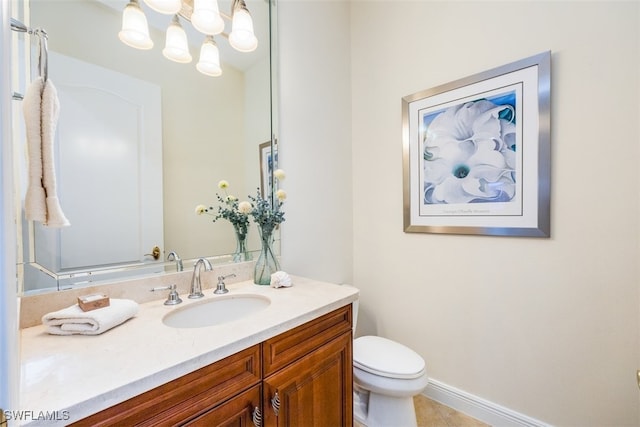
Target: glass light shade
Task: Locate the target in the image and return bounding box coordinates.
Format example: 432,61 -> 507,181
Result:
118,0 -> 154,50
162,16 -> 192,63
191,0 -> 225,35
229,6 -> 257,52
196,36 -> 222,76
143,0 -> 181,14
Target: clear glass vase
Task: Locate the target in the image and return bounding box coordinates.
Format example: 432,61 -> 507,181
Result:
232,229 -> 252,263
254,226 -> 280,285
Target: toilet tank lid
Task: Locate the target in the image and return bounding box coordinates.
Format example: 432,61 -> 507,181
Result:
353,335 -> 426,379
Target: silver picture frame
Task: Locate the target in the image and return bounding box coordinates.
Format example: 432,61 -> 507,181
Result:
402,51 -> 551,237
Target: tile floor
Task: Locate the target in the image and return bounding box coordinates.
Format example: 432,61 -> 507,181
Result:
413,395 -> 490,427
355,395 -> 490,427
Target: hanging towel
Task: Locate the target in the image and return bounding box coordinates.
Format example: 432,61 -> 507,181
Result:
23,77 -> 47,222
41,78 -> 70,227
22,76 -> 70,227
42,298 -> 139,336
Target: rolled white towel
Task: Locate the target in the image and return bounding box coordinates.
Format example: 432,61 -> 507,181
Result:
42,298 -> 139,336
270,271 -> 293,288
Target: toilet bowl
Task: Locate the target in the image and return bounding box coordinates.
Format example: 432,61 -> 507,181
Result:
352,335 -> 429,427
343,288 -> 429,426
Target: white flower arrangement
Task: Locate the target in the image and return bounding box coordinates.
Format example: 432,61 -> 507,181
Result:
196,180 -> 251,240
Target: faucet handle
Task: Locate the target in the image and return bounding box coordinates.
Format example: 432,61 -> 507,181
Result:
214,274 -> 236,294
150,284 -> 183,305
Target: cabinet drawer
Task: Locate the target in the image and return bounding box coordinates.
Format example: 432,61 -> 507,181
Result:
71,345 -> 261,427
183,384 -> 261,426
263,305 -> 352,376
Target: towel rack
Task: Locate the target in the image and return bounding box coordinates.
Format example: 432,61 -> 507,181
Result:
10,17 -> 49,100
10,17 -> 28,33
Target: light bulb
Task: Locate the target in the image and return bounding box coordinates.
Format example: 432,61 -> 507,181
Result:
191,0 -> 225,35
229,1 -> 257,52
118,0 -> 154,50
162,15 -> 192,63
143,0 -> 181,14
196,36 -> 222,76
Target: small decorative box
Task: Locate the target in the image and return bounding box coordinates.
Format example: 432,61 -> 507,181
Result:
77,294 -> 110,312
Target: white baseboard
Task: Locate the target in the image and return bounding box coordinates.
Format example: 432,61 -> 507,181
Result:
422,379 -> 552,427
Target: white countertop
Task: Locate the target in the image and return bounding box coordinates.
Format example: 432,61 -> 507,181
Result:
19,276 -> 359,426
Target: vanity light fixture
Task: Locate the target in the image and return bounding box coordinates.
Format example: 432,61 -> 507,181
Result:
228,0 -> 258,52
162,15 -> 192,63
196,35 -> 222,76
144,0 -> 182,14
191,0 -> 225,35
118,0 -> 154,50
119,0 -> 257,76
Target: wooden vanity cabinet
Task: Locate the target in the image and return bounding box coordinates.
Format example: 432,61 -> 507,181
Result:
71,305 -> 353,427
262,305 -> 353,427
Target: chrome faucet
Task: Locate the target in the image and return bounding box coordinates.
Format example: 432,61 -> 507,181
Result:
189,258 -> 212,299
167,251 -> 183,272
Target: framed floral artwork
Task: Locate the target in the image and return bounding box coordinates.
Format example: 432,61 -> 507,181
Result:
259,140 -> 278,199
402,51 -> 551,237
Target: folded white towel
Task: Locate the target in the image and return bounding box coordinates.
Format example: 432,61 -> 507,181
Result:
42,299 -> 139,336
270,271 -> 293,288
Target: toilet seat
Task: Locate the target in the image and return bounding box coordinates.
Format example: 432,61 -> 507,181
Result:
353,335 -> 426,379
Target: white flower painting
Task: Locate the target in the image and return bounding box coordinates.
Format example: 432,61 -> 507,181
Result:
421,92 -> 517,205
402,52 -> 550,236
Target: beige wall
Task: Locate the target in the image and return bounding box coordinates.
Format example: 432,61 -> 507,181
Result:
280,1 -> 639,425
279,0 -> 354,284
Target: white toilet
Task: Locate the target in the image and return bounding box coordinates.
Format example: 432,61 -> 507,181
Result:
351,301 -> 429,427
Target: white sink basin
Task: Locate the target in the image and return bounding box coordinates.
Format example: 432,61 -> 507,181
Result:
162,294 -> 271,328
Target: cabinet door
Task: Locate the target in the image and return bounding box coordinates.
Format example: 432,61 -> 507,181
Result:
183,385 -> 261,427
263,332 -> 353,427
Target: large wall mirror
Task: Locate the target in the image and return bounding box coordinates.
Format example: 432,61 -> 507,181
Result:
14,0 -> 279,294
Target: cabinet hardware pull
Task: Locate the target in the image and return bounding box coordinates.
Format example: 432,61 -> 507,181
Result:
271,391 -> 280,416
252,406 -> 262,427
